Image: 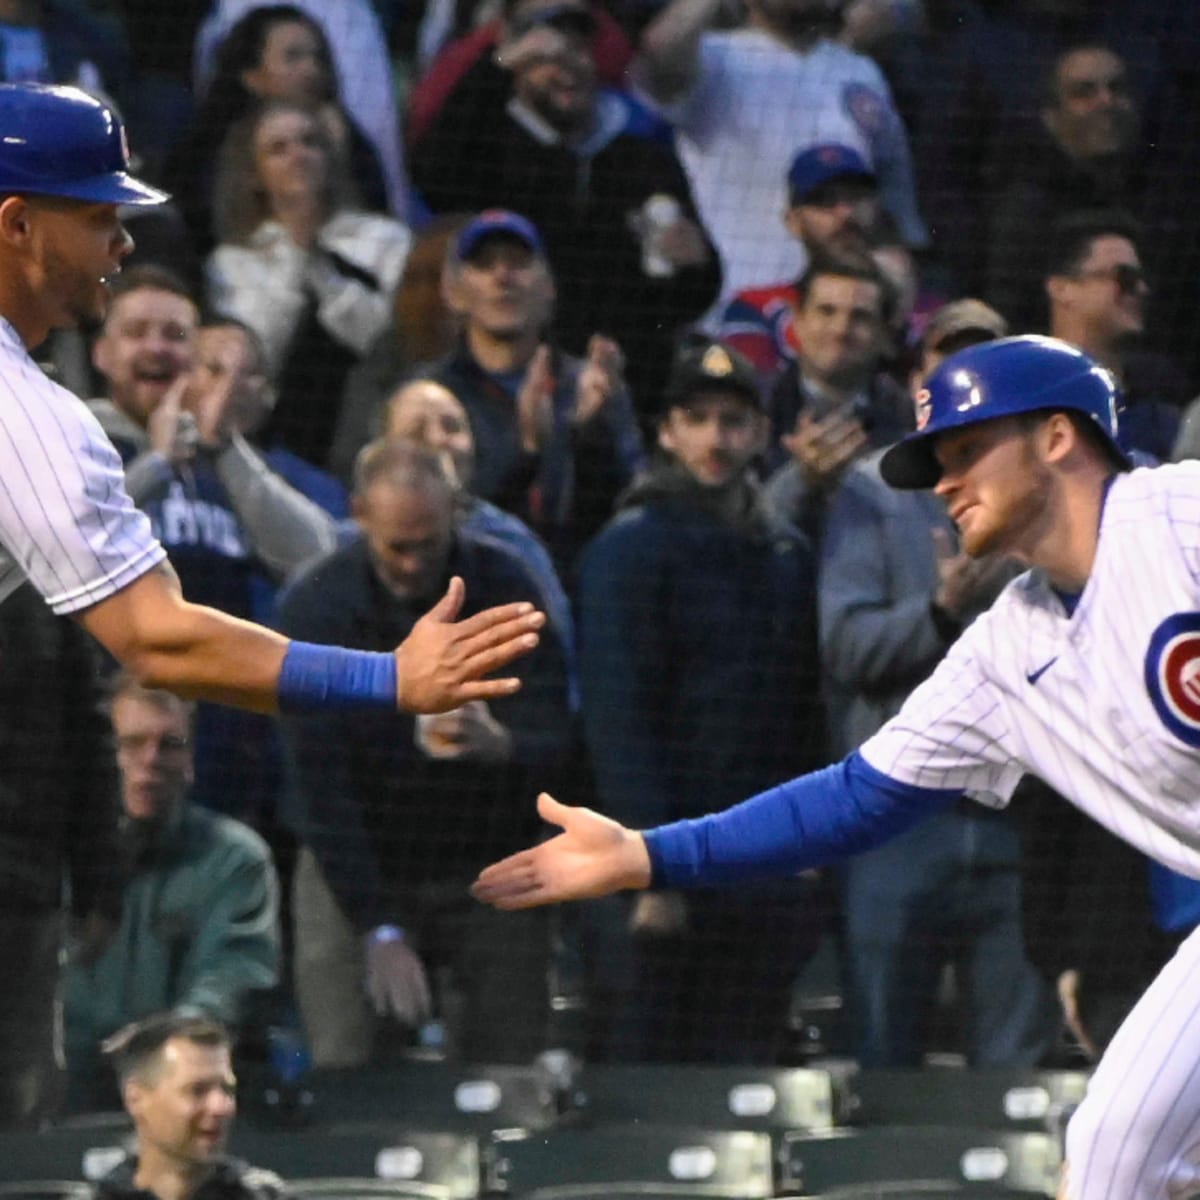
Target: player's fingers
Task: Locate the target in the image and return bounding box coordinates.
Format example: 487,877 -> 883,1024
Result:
426,576 -> 466,623
537,791 -> 570,828
450,677 -> 523,702
451,601 -> 542,642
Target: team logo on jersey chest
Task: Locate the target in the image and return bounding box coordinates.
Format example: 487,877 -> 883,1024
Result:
1145,613 -> 1200,747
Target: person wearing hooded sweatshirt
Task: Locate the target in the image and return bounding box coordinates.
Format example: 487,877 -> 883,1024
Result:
574,340 -> 829,1063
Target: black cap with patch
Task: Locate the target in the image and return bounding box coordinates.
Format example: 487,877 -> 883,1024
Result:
664,341 -> 763,411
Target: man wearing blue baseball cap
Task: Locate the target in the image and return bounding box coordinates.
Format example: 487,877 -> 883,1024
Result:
423,208 -> 645,569
719,142 -> 882,380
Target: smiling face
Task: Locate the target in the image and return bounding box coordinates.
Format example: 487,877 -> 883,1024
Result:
92,286 -> 198,425
932,416 -> 1054,559
385,381 -> 476,491
1051,233 -> 1147,346
793,272 -> 887,388
658,391 -> 766,489
1043,46 -> 1137,162
125,1037 -> 236,1170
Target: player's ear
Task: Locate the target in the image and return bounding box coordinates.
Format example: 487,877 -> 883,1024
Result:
0,195 -> 34,246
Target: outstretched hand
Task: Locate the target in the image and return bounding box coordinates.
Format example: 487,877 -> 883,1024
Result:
471,793 -> 652,910
395,576 -> 544,713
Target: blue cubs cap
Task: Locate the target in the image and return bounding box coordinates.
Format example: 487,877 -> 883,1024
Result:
0,83 -> 168,206
455,210 -> 545,261
879,335 -> 1131,489
787,143 -> 877,206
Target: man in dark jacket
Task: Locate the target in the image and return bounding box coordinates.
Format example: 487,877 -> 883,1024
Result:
426,211 -> 645,572
575,340 -> 829,1062
96,1013 -> 286,1200
277,438 -> 573,1067
0,583 -> 124,1126
410,2 -> 721,409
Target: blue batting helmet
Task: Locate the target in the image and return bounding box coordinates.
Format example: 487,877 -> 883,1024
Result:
0,83 -> 167,206
879,335 -> 1129,489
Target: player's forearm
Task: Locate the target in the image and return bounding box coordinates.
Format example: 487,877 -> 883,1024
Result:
95,596 -> 290,712
643,752 -> 959,887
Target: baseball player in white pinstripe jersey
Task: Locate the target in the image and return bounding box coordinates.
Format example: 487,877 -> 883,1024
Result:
0,83 -> 542,720
476,334 -> 1200,1196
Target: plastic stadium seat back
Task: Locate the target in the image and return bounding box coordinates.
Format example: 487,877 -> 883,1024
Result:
850,1071 -> 1087,1137
575,1065 -> 856,1133
230,1128 -> 482,1197
485,1127 -> 775,1197
778,1127 -> 1060,1196
309,1063 -> 563,1132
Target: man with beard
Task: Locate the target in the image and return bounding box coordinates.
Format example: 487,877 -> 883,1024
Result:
65,677 -> 279,1112
95,1013 -> 284,1200
409,0 -> 720,409
0,83 -> 547,754
636,0 -> 924,305
474,335 -> 1200,1195
572,340 -> 829,1061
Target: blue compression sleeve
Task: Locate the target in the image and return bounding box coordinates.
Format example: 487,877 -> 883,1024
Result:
644,751 -> 960,888
277,641 -> 397,713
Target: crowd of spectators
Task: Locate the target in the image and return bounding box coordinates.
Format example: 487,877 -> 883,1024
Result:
4,0 -> 1200,1120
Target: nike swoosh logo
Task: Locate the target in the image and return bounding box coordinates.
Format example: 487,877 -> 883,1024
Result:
1026,657 -> 1059,685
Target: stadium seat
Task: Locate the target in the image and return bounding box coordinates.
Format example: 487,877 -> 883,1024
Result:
850,1070 -> 1088,1137
484,1126 -> 775,1197
0,1185 -> 92,1200
287,1179 -> 461,1200
306,1063 -> 564,1132
230,1128 -> 481,1196
778,1127 -> 1060,1197
575,1065 -> 856,1133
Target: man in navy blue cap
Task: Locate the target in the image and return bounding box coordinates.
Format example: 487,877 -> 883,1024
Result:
422,208 -> 645,569
719,142 -> 882,381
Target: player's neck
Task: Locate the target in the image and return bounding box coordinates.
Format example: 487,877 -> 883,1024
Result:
0,282 -> 50,350
1023,465 -> 1112,593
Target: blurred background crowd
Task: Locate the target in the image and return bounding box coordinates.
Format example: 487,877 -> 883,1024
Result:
4,0 -> 1200,1130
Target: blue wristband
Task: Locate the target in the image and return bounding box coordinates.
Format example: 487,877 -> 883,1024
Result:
277,641 -> 397,713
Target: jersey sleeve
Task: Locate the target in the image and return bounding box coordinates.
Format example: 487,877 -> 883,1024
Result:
858,608 -> 1025,804
0,371 -> 165,614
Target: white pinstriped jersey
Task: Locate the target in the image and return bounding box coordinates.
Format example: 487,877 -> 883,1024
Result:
861,462 -> 1200,880
0,317 -> 165,615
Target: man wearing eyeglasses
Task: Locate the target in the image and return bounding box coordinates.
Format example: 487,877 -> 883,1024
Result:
63,672 -> 280,1112
1044,209 -> 1187,463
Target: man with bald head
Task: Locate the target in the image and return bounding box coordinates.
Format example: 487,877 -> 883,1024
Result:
277,439 -> 573,1066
